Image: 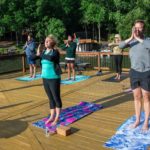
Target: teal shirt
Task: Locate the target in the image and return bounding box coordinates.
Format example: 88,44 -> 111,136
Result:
41,51 -> 60,79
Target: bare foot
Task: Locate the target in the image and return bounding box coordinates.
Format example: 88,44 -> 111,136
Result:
142,123 -> 149,131
51,119 -> 59,126
32,74 -> 36,78
29,75 -> 33,78
45,117 -> 54,124
66,78 -> 71,81
117,76 -> 120,80
114,76 -> 118,79
129,121 -> 140,129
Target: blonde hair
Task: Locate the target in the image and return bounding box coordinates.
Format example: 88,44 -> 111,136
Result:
114,34 -> 121,43
47,34 -> 58,45
46,34 -> 61,53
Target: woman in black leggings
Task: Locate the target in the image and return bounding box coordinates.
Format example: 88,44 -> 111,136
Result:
109,34 -> 123,80
36,34 -> 62,126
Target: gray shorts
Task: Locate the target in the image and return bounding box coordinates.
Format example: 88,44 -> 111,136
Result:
130,69 -> 150,91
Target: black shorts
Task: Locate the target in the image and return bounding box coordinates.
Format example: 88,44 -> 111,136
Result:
66,60 -> 75,64
130,69 -> 150,91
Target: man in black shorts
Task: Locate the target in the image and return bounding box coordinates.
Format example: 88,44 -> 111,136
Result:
119,20 -> 150,131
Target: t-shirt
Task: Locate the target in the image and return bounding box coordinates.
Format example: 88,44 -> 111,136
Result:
41,50 -> 60,79
119,38 -> 150,72
113,46 -> 123,55
61,42 -> 77,59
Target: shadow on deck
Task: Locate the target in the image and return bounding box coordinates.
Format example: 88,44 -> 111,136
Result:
0,70 -> 135,150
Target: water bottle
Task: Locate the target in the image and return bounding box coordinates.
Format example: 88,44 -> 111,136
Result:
45,127 -> 50,137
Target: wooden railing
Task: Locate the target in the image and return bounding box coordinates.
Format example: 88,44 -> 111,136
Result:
0,52 -> 130,74
58,51 -> 130,72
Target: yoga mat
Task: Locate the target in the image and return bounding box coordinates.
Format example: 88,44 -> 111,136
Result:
16,74 -> 41,81
102,73 -> 129,82
33,101 -> 103,133
104,112 -> 150,150
61,75 -> 90,85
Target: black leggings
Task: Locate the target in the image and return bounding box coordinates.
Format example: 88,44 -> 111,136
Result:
43,78 -> 62,109
114,55 -> 123,75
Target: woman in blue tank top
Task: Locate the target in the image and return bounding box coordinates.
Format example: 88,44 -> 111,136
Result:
37,34 -> 62,126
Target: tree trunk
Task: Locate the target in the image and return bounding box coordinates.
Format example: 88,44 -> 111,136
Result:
11,31 -> 13,41
21,30 -> 23,42
84,24 -> 88,51
92,23 -> 94,39
97,23 -> 101,43
85,24 -> 87,39
16,31 -> 19,46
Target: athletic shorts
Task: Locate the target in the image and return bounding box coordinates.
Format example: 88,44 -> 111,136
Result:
66,59 -> 75,64
26,56 -> 36,65
130,69 -> 150,91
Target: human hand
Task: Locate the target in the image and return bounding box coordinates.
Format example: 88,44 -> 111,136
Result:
38,43 -> 42,49
131,26 -> 135,39
66,41 -> 70,47
37,43 -> 42,55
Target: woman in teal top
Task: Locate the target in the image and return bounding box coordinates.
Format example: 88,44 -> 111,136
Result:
37,34 -> 62,126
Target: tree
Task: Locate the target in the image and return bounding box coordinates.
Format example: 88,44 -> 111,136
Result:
80,0 -> 105,42
35,17 -> 66,44
112,0 -> 150,38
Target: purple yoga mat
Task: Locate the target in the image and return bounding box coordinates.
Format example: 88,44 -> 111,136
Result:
32,101 -> 103,133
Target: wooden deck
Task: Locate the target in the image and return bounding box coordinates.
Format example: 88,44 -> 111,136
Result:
0,71 -> 135,150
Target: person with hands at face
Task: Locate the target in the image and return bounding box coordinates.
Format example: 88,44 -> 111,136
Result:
61,35 -> 77,80
36,35 -> 62,126
109,34 -> 123,80
119,20 -> 150,131
23,33 -> 36,78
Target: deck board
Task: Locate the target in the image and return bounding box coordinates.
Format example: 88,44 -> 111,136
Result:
0,71 -> 139,150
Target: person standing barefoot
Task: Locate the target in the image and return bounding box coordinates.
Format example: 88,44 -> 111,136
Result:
23,33 -> 36,78
119,20 -> 150,131
36,34 -> 62,126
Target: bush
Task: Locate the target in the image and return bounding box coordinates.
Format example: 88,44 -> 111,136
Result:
0,48 -> 7,54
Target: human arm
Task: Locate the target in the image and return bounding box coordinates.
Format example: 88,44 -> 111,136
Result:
28,42 -> 36,52
23,41 -> 27,50
67,42 -> 77,52
119,27 -> 135,49
31,44 -> 43,60
108,42 -> 119,47
60,43 -> 68,50
36,44 -> 42,56
42,50 -> 59,64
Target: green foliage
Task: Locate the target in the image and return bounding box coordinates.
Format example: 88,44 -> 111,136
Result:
112,0 -> 150,38
35,17 -> 66,43
0,48 -> 6,53
108,34 -> 115,42
0,0 -> 150,42
45,18 -> 66,43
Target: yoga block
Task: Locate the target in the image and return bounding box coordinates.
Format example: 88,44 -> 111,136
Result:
56,125 -> 71,136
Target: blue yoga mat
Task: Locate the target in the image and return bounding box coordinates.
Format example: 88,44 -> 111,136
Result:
16,74 -> 41,81
61,75 -> 90,85
104,112 -> 150,150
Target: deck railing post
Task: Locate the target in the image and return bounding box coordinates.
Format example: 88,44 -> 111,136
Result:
98,52 -> 101,71
22,55 -> 26,74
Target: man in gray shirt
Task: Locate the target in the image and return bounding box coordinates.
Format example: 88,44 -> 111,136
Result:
119,20 -> 150,131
